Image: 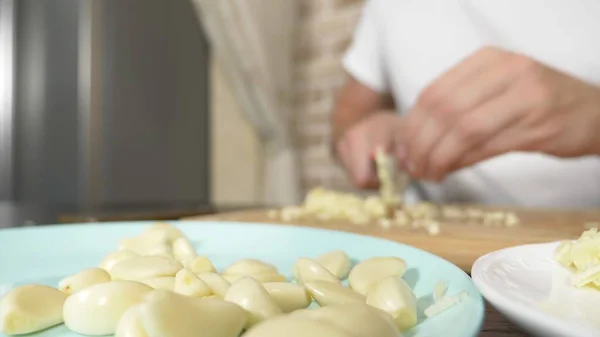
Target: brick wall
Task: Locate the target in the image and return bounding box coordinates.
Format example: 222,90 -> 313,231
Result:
293,0 -> 366,194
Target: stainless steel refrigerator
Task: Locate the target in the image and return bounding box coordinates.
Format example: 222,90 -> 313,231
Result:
0,0 -> 211,217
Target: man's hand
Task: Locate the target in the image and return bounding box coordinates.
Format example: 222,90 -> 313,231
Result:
336,112 -> 405,188
401,47 -> 600,182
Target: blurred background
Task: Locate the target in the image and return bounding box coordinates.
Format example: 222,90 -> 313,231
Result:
0,0 -> 364,225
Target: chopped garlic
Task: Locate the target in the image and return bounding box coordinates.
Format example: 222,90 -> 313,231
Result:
504,212 -> 520,227
424,291 -> 468,317
554,228 -> 600,289
433,282 -> 447,302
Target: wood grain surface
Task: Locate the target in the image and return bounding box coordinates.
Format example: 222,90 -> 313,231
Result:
182,207 -> 600,272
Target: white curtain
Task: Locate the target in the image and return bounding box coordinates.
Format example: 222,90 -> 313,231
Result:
191,0 -> 301,205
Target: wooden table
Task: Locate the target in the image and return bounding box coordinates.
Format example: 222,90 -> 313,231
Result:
183,207 -> 600,337
484,305 -> 528,336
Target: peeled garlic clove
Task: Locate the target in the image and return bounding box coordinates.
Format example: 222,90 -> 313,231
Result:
59,268 -> 111,294
174,269 -> 211,297
110,256 -> 183,281
224,277 -> 282,327
0,285 -> 67,335
143,223 -> 185,243
348,257 -> 407,295
183,256 -> 216,274
119,231 -> 170,254
196,272 -> 230,298
140,277 -> 175,291
100,250 -> 139,272
262,282 -> 311,313
295,258 -> 340,285
115,304 -> 148,337
140,290 -> 246,337
173,237 -> 196,261
304,280 -> 365,306
222,259 -> 278,276
63,280 -> 152,335
366,276 -> 417,331
316,250 -> 351,279
143,243 -> 174,258
243,316 -> 351,337
291,303 -> 399,337
223,272 -> 286,284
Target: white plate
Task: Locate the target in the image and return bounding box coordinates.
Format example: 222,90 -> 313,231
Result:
472,242 -> 600,337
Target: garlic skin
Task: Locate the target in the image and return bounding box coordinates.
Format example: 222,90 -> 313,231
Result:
58,268 -> 111,294
140,290 -> 246,337
243,316 -> 351,337
63,280 -> 152,335
292,303 -> 400,337
316,250 -> 352,279
304,280 -> 365,307
196,272 -> 230,298
115,304 -> 148,337
365,276 -> 417,331
348,257 -> 407,295
110,256 -> 183,281
99,250 -> 139,272
140,277 -> 175,291
0,285 -> 67,335
295,258 -> 340,285
262,282 -> 312,313
173,269 -> 211,297
224,277 -> 282,327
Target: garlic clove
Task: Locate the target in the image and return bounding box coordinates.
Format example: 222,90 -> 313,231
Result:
183,256 -> 216,274
110,256 -> 183,281
174,269 -> 211,297
243,316 -> 351,337
118,231 -> 170,255
224,277 -> 282,327
196,272 -> 230,298
262,282 -> 312,313
304,280 -> 364,306
365,276 -> 417,331
315,250 -> 351,280
99,250 -> 139,272
0,285 -> 67,335
140,277 -> 175,291
348,257 -> 407,295
143,223 -> 185,244
172,237 -> 196,262
223,272 -> 286,284
140,290 -> 246,337
58,268 -> 111,294
222,259 -> 278,276
291,303 -> 400,337
295,258 -> 340,285
63,280 -> 152,335
115,304 -> 148,337
143,243 -> 174,259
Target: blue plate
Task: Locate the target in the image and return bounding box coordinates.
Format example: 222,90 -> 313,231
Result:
0,221 -> 484,336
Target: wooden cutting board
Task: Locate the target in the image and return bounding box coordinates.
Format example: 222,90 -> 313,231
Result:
182,207 -> 600,272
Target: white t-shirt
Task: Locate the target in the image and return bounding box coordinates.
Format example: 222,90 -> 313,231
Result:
343,0 -> 600,208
